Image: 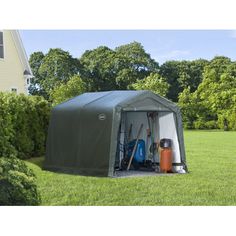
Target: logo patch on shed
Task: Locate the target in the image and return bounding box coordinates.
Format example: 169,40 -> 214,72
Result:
98,113 -> 106,121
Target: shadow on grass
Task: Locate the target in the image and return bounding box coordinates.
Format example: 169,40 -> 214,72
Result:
25,157 -> 44,168
25,157 -> 103,178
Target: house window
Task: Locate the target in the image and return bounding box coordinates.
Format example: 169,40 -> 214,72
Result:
11,88 -> 17,93
0,31 -> 4,59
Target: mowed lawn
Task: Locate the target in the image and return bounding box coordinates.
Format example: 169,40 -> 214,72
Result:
26,130 -> 236,206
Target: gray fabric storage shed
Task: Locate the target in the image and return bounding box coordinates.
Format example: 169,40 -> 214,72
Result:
44,90 -> 187,177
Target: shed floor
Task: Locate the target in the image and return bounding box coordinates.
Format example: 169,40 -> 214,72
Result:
113,170 -> 175,178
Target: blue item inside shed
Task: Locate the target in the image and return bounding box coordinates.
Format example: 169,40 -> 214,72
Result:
127,139 -> 146,163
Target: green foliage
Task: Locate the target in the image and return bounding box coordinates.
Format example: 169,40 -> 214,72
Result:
0,157 -> 41,205
160,61 -> 180,101
79,46 -> 117,91
29,49 -> 79,99
194,56 -> 236,130
0,92 -> 50,159
0,93 -> 17,157
79,42 -> 159,91
28,52 -> 47,97
193,119 -> 218,130
51,75 -> 86,106
160,59 -> 208,102
178,87 -> 197,129
8,95 -> 34,158
114,42 -> 159,88
27,44 -> 236,130
30,96 -> 51,155
129,73 -> 169,97
178,56 -> 236,130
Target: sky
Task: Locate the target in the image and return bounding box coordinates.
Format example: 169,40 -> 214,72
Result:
20,30 -> 236,65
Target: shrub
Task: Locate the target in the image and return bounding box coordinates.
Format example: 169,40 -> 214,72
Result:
205,120 -> 218,129
228,111 -> 236,131
0,92 -> 50,159
193,119 -> 205,129
0,157 -> 41,205
194,119 -> 218,130
26,96 -> 50,156
217,110 -> 236,131
7,94 -> 34,158
0,93 -> 17,157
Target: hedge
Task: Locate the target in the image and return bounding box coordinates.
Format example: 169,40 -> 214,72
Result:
0,92 -> 50,159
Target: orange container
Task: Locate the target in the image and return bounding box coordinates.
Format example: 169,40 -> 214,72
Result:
160,148 -> 172,173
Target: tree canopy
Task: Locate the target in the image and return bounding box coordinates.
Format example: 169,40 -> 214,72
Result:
50,75 -> 86,106
178,56 -> 236,130
28,52 -> 46,97
160,59 -> 208,102
79,42 -> 159,91
29,48 -> 79,99
129,73 -> 169,97
78,46 -> 117,91
28,42 -> 236,130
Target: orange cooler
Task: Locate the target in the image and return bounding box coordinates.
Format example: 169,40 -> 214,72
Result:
160,138 -> 172,173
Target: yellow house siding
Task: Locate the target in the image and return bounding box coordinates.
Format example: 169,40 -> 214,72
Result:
0,30 -> 27,94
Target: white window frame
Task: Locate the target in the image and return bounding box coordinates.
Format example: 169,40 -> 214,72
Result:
11,87 -> 18,93
24,74 -> 33,94
0,30 -> 4,60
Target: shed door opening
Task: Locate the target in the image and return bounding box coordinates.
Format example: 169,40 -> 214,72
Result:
115,111 -> 183,175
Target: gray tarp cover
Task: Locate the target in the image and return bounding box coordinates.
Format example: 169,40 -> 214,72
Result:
44,90 -> 186,177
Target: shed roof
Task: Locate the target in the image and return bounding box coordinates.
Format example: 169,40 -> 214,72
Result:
56,90 -> 179,112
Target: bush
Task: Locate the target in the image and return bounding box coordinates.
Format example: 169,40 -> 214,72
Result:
0,93 -> 17,157
205,120 -> 218,129
8,94 -> 34,158
29,96 -> 51,156
0,92 -> 50,159
217,111 -> 236,131
228,111 -> 236,131
0,157 -> 41,205
194,119 -> 218,129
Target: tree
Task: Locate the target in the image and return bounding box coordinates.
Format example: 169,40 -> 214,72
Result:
28,52 -> 47,97
159,61 -> 181,102
29,49 -> 79,100
197,56 -> 232,112
114,42 -> 159,88
199,58 -> 236,130
78,42 -> 159,91
79,46 -> 117,91
178,56 -> 236,130
178,87 -> 197,129
160,59 -> 208,102
178,87 -> 218,130
50,75 -> 86,106
130,73 -> 169,97
178,59 -> 209,92
178,87 -> 212,129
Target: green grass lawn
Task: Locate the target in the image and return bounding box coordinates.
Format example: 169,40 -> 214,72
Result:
26,130 -> 236,206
